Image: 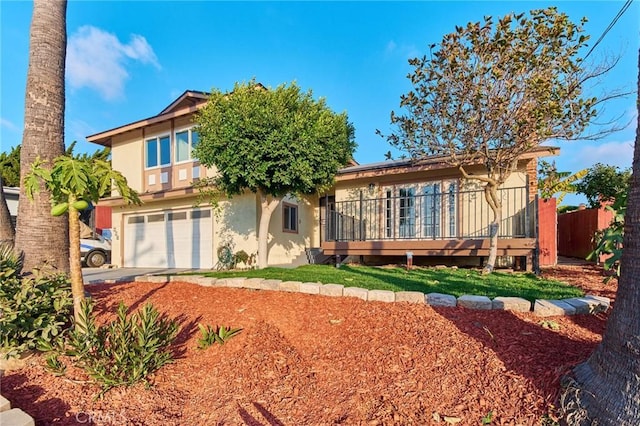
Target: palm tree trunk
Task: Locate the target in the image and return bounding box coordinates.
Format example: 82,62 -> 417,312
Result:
14,0 -> 69,272
0,177 -> 15,246
560,48 -> 640,425
257,189 -> 279,269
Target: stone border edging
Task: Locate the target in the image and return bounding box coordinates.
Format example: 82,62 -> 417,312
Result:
127,274 -> 610,317
0,393 -> 35,426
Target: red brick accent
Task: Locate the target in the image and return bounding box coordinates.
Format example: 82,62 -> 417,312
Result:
525,158 -> 538,202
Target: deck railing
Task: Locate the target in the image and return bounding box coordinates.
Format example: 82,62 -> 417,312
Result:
322,186 -> 534,242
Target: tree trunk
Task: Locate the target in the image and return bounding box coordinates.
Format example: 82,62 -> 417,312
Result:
482,183 -> 501,275
0,177 -> 15,246
14,0 -> 69,272
559,48 -> 640,425
68,198 -> 85,322
257,190 -> 279,269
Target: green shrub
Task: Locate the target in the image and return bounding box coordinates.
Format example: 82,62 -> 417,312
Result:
588,191 -> 626,283
0,244 -> 73,358
233,250 -> 250,265
66,300 -> 179,395
197,324 -> 242,349
0,243 -> 24,279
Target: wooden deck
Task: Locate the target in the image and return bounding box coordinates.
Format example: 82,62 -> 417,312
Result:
321,238 -> 536,257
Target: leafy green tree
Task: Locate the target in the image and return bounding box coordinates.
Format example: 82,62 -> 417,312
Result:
0,145 -> 21,187
575,162 -> 631,208
24,149 -> 140,321
194,80 -> 355,269
537,160 -> 587,205
381,8 -> 618,274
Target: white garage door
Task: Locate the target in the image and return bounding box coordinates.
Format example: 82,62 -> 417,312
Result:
124,209 -> 213,268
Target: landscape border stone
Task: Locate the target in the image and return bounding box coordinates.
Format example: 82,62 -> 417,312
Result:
300,282 -> 321,295
492,296 -> 532,312
0,408 -> 35,426
116,274 -> 610,317
426,292 -> 457,307
458,295 -> 493,310
368,289 -> 395,303
0,394 -> 10,412
395,291 -> 425,304
258,279 -> 281,291
343,286 -> 368,300
320,283 -> 344,297
534,299 -> 577,317
279,281 -> 302,292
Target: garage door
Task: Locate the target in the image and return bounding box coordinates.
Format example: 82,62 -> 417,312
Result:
124,209 -> 213,268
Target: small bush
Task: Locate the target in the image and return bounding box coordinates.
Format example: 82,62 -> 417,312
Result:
233,250 -> 250,265
66,300 -> 179,395
197,324 -> 242,349
0,243 -> 24,278
0,244 -> 73,358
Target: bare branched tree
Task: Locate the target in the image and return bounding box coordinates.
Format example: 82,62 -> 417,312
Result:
381,7 -> 632,273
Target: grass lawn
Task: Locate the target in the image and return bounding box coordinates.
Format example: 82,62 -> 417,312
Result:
196,264 -> 583,302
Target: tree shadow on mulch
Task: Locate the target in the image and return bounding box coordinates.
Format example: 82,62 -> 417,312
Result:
563,311 -> 609,336
237,402 -> 285,426
171,314 -> 201,359
0,372 -> 77,425
431,306 -> 607,400
84,282 -> 201,360
87,281 -> 170,315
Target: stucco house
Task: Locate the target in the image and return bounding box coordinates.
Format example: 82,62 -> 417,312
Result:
2,186 -> 19,229
87,90 -> 555,270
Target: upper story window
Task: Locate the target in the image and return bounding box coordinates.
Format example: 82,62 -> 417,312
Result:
175,129 -> 200,163
283,202 -> 298,233
145,135 -> 171,168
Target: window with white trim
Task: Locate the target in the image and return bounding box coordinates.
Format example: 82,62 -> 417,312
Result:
175,129 -> 200,163
145,135 -> 171,168
283,203 -> 298,233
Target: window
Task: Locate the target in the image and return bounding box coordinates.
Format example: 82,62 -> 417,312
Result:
145,135 -> 171,168
422,183 -> 441,238
385,190 -> 392,238
191,210 -> 211,219
283,203 -> 298,233
382,181 -> 457,240
175,129 -> 200,163
398,187 -> 416,238
147,214 -> 165,223
448,182 -> 457,237
128,216 -> 144,224
168,212 -> 187,221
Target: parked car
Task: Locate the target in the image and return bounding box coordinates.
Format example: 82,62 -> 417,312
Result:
80,221 -> 111,267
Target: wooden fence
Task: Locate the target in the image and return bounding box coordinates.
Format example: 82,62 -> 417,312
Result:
557,206 -> 614,259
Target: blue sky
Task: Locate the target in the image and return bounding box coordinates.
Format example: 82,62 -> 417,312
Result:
1,1 -> 638,205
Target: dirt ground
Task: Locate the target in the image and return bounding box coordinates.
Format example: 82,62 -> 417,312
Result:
1,263 -> 615,425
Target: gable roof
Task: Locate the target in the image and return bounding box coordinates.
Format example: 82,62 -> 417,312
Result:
86,90 -> 209,147
158,90 -> 209,115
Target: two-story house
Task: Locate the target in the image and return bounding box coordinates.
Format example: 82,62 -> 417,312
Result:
88,90 -> 556,270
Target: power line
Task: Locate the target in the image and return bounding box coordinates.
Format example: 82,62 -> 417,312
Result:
584,0 -> 633,60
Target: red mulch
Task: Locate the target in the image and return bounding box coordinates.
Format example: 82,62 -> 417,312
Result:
1,264 -> 615,425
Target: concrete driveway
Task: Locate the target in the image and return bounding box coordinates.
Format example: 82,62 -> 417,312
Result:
82,267 -> 207,284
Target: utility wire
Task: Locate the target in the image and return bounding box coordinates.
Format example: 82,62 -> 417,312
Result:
584,0 -> 633,60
